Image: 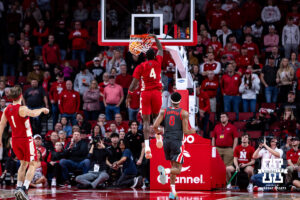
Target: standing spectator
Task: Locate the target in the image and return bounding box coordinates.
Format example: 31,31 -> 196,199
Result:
45,131 -> 59,152
103,75 -> 124,121
239,69 -> 260,112
282,17 -> 300,58
126,86 -> 140,121
290,52 -> 300,77
116,64 -> 133,110
243,35 -> 259,59
42,34 -> 61,75
74,68 -> 93,96
218,25 -> 232,47
276,58 -> 294,103
49,72 -> 66,128
211,113 -> 239,166
59,80 -> 80,125
32,19 -> 49,57
242,0 -> 261,24
73,1 -> 89,22
27,61 -> 44,83
277,91 -> 300,119
265,46 -> 282,68
226,1 -> 243,41
23,79 -> 49,134
107,50 -> 126,75
200,71 -> 218,112
286,137 -> 300,184
264,25 -> 279,54
286,4 -> 300,25
54,21 -> 69,60
2,33 -> 20,76
75,139 -> 109,189
261,56 -> 278,103
200,52 -> 221,76
206,1 -> 227,31
174,0 -> 190,30
226,133 -> 255,190
69,21 -> 89,65
83,80 -> 100,121
280,107 -> 297,136
90,57 -> 105,83
61,117 -> 72,137
26,2 -> 42,24
235,46 -> 250,74
21,39 -> 34,75
261,0 -> 281,25
59,132 -> 90,185
221,63 -> 241,120
37,0 -> 51,12
251,19 -> 264,44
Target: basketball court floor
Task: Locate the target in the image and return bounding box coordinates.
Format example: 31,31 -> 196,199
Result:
1,187 -> 300,200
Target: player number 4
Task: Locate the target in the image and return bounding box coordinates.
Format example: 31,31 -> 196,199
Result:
150,68 -> 156,79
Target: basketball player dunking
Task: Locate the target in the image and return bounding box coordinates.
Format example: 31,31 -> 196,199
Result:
0,86 -> 49,200
126,34 -> 164,159
153,92 -> 195,200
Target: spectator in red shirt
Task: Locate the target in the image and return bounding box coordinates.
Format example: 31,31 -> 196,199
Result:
114,113 -> 129,133
227,34 -> 240,53
126,85 -> 140,121
235,46 -> 251,75
42,35 -> 61,75
286,4 -> 300,26
221,63 -> 241,120
208,33 -> 222,55
200,71 -> 218,112
58,80 -> 80,125
32,19 -> 49,57
206,1 -> 227,31
241,0 -> 261,24
212,112 -> 239,166
220,42 -> 240,61
226,1 -> 243,42
243,34 -> 259,60
286,137 -> 300,184
200,52 -> 221,76
198,90 -> 210,138
69,21 -> 89,65
226,133 -> 255,189
116,64 -> 133,110
33,134 -> 47,161
49,72 -> 66,127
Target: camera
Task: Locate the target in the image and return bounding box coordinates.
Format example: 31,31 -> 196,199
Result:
258,136 -> 274,147
92,135 -> 101,145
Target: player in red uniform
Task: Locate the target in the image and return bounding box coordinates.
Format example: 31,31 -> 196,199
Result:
0,86 -> 49,200
126,34 -> 163,159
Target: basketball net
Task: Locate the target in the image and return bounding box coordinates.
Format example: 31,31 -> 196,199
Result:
129,34 -> 154,56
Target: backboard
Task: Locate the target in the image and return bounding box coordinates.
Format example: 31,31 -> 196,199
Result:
98,0 -> 197,46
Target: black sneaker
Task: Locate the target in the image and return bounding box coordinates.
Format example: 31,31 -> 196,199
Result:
14,186 -> 29,200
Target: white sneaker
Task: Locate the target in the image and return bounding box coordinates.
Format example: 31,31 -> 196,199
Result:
226,184 -> 232,190
51,179 -> 56,187
247,183 -> 253,192
131,177 -> 138,188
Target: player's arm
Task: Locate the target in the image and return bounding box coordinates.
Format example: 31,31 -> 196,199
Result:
181,110 -> 196,135
153,109 -> 165,134
149,34 -> 163,57
0,108 -> 8,147
127,78 -> 139,102
19,106 -> 49,118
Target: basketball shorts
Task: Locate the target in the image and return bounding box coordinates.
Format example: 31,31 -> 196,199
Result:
163,139 -> 185,164
12,137 -> 37,162
140,90 -> 162,115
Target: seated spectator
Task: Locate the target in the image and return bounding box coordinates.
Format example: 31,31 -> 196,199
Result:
206,1 -> 227,31
260,56 -> 278,103
113,139 -> 143,188
83,80 -> 100,121
276,58 -> 294,103
242,34 -> 259,59
286,4 -> 300,26
0,138 -> 17,185
200,52 -> 221,76
92,124 -> 104,139
73,1 -> 89,22
280,107 -> 297,137
91,3 -> 101,21
119,131 -> 125,140
75,139 -> 109,189
114,113 -> 129,133
59,132 -> 90,185
250,137 -> 283,192
54,21 -> 69,60
58,130 -> 69,148
75,113 -> 91,134
103,75 -> 124,121
290,52 -> 300,77
235,46 -> 250,75
107,50 -> 126,75
47,141 -> 64,187
245,108 -> 276,134
106,133 -> 122,184
219,42 -> 240,61
251,19 -> 263,44
212,113 -> 239,166
263,25 -> 279,54
61,117 -> 72,137
280,136 -> 292,168
21,39 -> 34,75
45,131 -> 59,152
265,46 -> 281,68
221,63 -> 241,120
59,80 -> 80,125
0,81 -> 6,99
34,134 -> 47,161
239,69 -> 260,112
74,68 -> 94,96
27,61 -> 44,83
208,33 -> 222,55
226,133 -> 255,190
30,150 -> 47,188
277,91 -> 299,119
97,113 -> 109,135
126,84 -> 140,121
282,17 -> 300,59
61,61 -> 74,80
285,137 -> 300,184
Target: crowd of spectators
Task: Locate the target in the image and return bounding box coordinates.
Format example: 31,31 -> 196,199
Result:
0,0 -> 299,191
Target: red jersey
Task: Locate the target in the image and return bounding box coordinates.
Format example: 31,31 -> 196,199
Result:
242,42 -> 259,59
200,78 -> 219,98
286,148 -> 300,164
133,55 -> 163,91
200,61 -> 221,74
5,104 -> 33,138
234,145 -> 255,164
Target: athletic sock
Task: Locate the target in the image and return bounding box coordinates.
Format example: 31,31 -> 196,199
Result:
24,180 -> 30,190
171,184 -> 176,194
17,181 -> 23,187
165,168 -> 171,175
145,140 -> 150,150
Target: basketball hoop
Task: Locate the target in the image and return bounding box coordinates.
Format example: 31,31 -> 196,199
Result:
129,34 -> 154,56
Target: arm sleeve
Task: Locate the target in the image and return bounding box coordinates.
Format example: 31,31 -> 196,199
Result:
239,81 -> 245,93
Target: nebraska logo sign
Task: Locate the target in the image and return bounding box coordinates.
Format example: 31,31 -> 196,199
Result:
258,159 -> 287,184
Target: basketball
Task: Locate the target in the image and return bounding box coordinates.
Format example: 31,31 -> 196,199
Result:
129,41 -> 142,56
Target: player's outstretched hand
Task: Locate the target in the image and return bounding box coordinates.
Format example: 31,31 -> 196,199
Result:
43,108 -> 50,114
